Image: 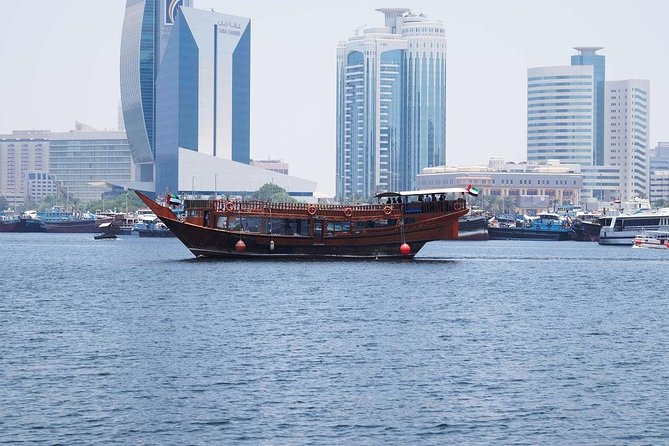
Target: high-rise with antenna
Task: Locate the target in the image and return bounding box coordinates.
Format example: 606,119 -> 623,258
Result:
336,8 -> 447,201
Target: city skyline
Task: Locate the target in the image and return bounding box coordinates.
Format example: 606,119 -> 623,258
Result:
1,0 -> 668,195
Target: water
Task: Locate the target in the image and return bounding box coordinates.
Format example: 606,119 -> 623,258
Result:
1,234 -> 669,445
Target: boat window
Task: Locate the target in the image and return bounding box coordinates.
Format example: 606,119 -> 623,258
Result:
263,218 -> 310,236
216,216 -> 227,229
239,216 -> 260,232
327,221 -> 351,235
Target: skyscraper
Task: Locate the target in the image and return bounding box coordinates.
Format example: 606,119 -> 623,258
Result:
336,8 -> 447,201
571,47 -> 606,166
526,64 -> 595,166
605,79 -> 650,201
120,0 -> 193,183
154,7 -> 250,195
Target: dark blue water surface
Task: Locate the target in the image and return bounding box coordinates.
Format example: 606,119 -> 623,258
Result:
2,234 -> 669,445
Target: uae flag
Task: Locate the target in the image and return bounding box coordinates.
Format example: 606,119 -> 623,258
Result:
169,194 -> 181,205
466,184 -> 479,196
166,193 -> 181,206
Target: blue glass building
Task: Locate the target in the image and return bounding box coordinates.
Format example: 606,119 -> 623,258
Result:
571,47 -> 605,165
120,0 -> 192,182
121,1 -> 251,195
154,8 -> 251,195
336,8 -> 447,201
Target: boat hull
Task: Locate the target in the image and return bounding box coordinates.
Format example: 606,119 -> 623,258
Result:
0,219 -> 47,233
488,226 -> 572,241
44,219 -> 111,233
458,215 -> 489,240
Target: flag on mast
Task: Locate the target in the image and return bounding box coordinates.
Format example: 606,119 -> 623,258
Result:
466,184 -> 479,196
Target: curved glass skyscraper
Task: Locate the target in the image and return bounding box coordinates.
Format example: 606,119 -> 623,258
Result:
336,8 -> 447,201
120,0 -> 192,180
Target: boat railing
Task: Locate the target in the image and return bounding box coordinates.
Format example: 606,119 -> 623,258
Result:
183,198 -> 465,218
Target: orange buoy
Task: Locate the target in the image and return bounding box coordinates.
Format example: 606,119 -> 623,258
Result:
400,242 -> 411,256
235,239 -> 246,252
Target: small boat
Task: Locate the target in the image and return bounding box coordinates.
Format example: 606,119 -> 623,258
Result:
94,233 -> 117,240
133,187 -> 471,259
93,222 -> 117,240
633,230 -> 669,249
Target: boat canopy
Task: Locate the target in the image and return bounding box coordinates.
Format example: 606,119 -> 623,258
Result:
374,187 -> 469,198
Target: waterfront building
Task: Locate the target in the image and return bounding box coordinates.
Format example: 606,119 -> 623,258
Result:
336,8 -> 447,201
416,158 -> 583,211
604,79 -> 650,201
571,47 -> 606,165
49,126 -> 132,201
0,130 -> 50,208
527,64 -> 595,166
120,0 -> 193,183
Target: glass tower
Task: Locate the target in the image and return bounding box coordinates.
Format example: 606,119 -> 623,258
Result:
154,8 -> 251,195
571,47 -> 605,165
120,0 -> 192,181
336,8 -> 447,201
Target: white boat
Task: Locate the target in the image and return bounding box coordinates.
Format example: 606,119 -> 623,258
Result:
633,230 -> 669,249
599,207 -> 669,245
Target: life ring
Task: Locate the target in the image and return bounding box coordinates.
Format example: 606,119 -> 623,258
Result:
307,204 -> 317,216
453,200 -> 463,211
344,207 -> 353,218
383,205 -> 392,216
225,201 -> 235,212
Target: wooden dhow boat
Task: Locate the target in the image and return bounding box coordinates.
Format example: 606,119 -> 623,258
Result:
134,188 -> 472,259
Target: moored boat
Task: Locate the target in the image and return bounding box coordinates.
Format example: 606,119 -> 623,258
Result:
488,212 -> 572,241
134,188 -> 471,259
458,214 -> 489,240
136,221 -> 174,237
633,230 -> 669,249
599,208 -> 669,245
37,206 -> 112,233
0,214 -> 47,233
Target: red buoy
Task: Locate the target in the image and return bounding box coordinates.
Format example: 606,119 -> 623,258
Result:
400,242 -> 411,256
235,239 -> 246,252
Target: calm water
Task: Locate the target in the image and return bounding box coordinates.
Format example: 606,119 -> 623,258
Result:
1,234 -> 669,445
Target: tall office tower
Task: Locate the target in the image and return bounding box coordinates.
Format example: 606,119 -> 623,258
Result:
527,65 -> 595,166
336,8 -> 447,201
604,79 -> 650,201
154,8 -> 250,195
0,130 -> 50,207
120,0 -> 193,183
571,47 -> 605,165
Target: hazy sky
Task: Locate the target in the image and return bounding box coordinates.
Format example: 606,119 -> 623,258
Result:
1,1 -> 668,195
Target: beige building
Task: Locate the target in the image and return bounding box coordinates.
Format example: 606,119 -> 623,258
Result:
416,157 -> 583,211
0,130 -> 50,207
